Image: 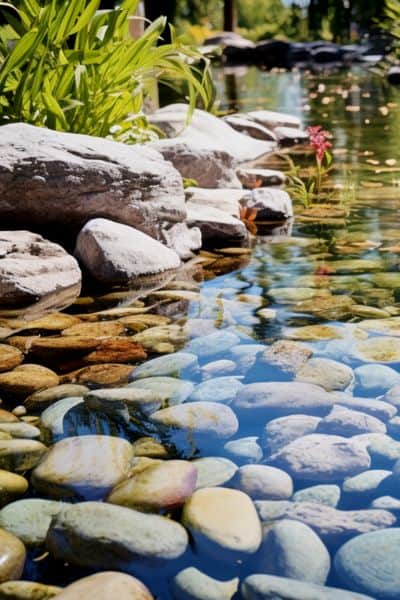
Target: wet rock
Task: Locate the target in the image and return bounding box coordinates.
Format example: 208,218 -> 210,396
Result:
0,123 -> 185,239
193,457 -> 238,489
241,574 -> 373,600
182,487 -> 261,559
236,168 -> 285,189
172,567 -> 238,600
285,324 -> 343,341
293,484 -> 340,508
234,382 -> 338,418
61,363 -> 133,387
260,341 -> 312,376
370,496 -> 400,512
185,187 -> 244,217
334,528 -> 400,599
46,502 -> 188,573
131,438 -> 169,459
384,384 -> 400,407
0,423 -> 40,440
85,388 -> 162,420
121,314 -> 171,333
353,336 -> 400,363
201,360 -> 237,378
130,352 -> 198,380
0,580 -> 61,599
224,114 -> 277,141
55,572 -> 153,600
32,435 -> 133,500
162,222 -> 202,261
268,287 -> 329,304
335,395 -> 396,422
355,433 -> 400,467
186,203 -> 247,242
0,440 -> 47,472
150,402 -> 239,447
233,465 -> 293,500
185,331 -> 240,360
296,358 -> 354,392
317,406 -> 386,437
293,295 -> 356,320
75,218 -> 181,285
108,460 -> 197,512
62,321 -> 125,338
128,377 -> 194,406
0,529 -> 25,583
40,397 -> 84,441
247,110 -> 301,130
0,411 -> 18,424
229,344 -> 266,374
0,471 -> 28,507
274,126 -> 309,147
262,415 -> 321,455
0,231 -> 81,308
356,316 -> 400,337
24,384 -> 88,412
0,499 -> 66,546
189,377 -> 243,405
257,519 -> 330,584
269,434 -> 371,483
0,346 -> 23,374
0,365 -> 59,400
241,188 -> 293,220
355,364 -> 400,395
342,470 -> 392,503
132,325 -> 187,354
224,437 -> 263,464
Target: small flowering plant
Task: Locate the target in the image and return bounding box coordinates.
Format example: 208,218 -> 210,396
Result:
281,125 -> 334,208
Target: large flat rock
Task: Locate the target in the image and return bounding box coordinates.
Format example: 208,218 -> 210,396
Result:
0,123 -> 185,239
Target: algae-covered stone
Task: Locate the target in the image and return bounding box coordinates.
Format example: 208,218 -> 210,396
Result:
357,316 -> 400,337
54,572 -> 152,600
268,287 -> 329,304
0,440 -> 47,472
0,581 -> 61,599
62,321 -> 125,338
32,435 -> 133,500
257,519 -> 330,585
0,529 -> 25,583
132,325 -> 187,353
0,499 -> 66,546
172,567 -> 238,600
296,358 -> 354,392
354,337 -> 400,363
285,324 -> 343,341
334,528 -> 400,599
107,460 -> 197,512
130,352 -> 198,380
293,295 -> 355,320
46,501 -> 188,573
182,487 -> 262,559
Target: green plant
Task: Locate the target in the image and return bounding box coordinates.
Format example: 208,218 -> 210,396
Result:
0,0 -> 215,142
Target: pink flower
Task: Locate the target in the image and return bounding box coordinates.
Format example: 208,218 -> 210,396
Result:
307,125 -> 332,163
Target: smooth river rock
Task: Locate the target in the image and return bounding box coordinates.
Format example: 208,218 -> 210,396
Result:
0,581 -> 61,599
182,487 -> 262,560
0,529 -> 26,583
0,440 -> 47,472
130,353 -> 198,380
55,572 -> 153,600
189,377 -> 243,405
261,414 -> 321,455
269,434 -> 371,483
233,465 -> 293,500
0,499 -> 66,546
193,457 -> 238,489
317,405 -> 386,437
296,358 -> 354,392
32,435 -> 133,500
172,567 -> 238,600
46,502 -> 188,574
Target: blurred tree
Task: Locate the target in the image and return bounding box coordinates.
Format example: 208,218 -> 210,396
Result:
224,0 -> 235,30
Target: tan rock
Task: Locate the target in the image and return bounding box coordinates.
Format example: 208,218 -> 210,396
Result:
0,580 -> 61,599
0,410 -> 18,424
83,338 -> 147,364
0,365 -> 59,399
24,384 -> 89,412
108,460 -> 197,512
0,346 -> 23,374
7,313 -> 81,333
120,314 -> 171,333
61,321 -> 125,337
0,529 -> 25,583
54,572 -> 152,600
131,437 -> 169,459
0,471 -> 28,506
0,440 -> 47,472
32,435 -> 133,500
60,364 -> 132,387
182,487 -> 262,559
285,324 -> 343,342
6,337 -> 39,354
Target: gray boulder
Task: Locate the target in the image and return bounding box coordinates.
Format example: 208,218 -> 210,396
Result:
0,231 -> 81,308
75,218 -> 181,284
242,574 -> 374,599
0,123 -> 186,239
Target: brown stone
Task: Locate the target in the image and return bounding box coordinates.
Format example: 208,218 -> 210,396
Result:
0,365 -> 59,399
120,314 -> 171,333
61,321 -> 125,338
7,336 -> 40,354
0,345 -> 23,373
0,528 -> 26,583
83,338 -> 147,364
0,580 -> 61,599
54,572 -> 153,600
60,364 -> 133,387
29,337 -> 103,360
0,410 -> 18,423
4,313 -> 81,333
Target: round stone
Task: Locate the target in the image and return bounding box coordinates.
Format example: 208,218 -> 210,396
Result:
130,352 -> 198,380
234,465 -> 293,500
262,415 -> 321,455
0,439 -> 47,472
296,358 -> 354,392
285,324 -> 343,341
224,437 -> 263,464
24,384 -> 89,412
0,471 -> 28,506
258,519 -> 330,585
269,434 -> 371,483
0,581 -> 61,599
0,364 -> 59,399
384,384 -> 400,407
107,460 -> 197,512
293,484 -> 341,507
0,528 -> 26,583
355,365 -> 400,395
172,567 -> 238,600
334,528 -> 400,599
185,331 -> 240,359
0,422 -> 40,439
357,317 -> 400,337
0,499 -> 66,546
317,406 -> 386,437
0,345 -> 23,373
189,377 -> 243,405
128,377 -> 194,405
62,321 -> 125,337
32,435 -> 133,500
46,502 -> 188,572
61,364 -> 133,387
181,487 -> 262,560
260,341 -> 312,375
342,470 -> 392,502
193,457 -> 238,489
354,337 -> 400,363
54,572 -> 153,600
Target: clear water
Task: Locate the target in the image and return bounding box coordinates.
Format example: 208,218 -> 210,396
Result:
10,66 -> 400,596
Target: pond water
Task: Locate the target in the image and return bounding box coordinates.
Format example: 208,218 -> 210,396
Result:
2,65 -> 400,599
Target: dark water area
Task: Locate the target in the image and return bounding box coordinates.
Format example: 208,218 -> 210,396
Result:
5,65 -> 400,599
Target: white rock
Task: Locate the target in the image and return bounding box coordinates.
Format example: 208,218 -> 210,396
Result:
186,203 -> 247,242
